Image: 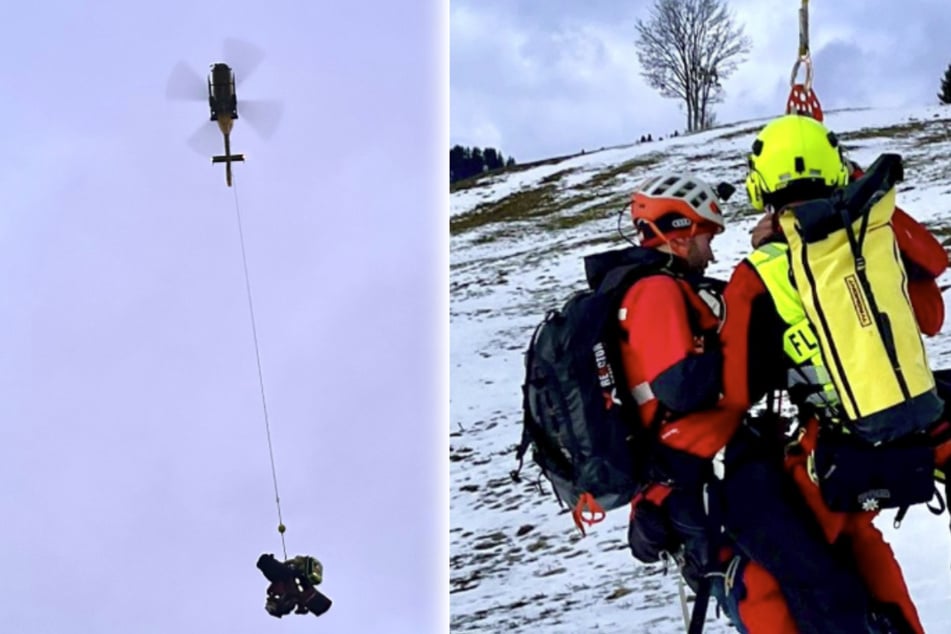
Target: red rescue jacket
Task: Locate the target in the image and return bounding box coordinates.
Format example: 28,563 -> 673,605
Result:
618,265 -> 740,459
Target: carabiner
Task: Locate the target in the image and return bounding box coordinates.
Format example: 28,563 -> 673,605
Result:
790,54 -> 813,93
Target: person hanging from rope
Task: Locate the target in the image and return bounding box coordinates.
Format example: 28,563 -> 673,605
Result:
257,553 -> 333,618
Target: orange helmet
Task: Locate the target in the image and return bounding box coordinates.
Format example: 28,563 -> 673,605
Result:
631,174 -> 726,247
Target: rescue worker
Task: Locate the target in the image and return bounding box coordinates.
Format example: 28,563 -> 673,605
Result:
621,173 -> 881,633
719,112 -> 929,633
256,553 -> 333,619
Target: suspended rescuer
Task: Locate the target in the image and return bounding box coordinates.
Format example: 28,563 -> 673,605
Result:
256,553 -> 333,619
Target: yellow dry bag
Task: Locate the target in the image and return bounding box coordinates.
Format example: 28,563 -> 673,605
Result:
778,153 -> 943,443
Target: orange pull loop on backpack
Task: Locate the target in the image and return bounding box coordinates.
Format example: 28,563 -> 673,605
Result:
572,493 -> 606,536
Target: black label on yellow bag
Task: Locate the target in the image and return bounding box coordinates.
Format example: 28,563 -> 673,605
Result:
844,274 -> 872,327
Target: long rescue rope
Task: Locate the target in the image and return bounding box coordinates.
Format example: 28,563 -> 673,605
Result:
231,180 -> 288,560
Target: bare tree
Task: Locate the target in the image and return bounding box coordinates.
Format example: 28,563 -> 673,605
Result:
635,0 -> 751,132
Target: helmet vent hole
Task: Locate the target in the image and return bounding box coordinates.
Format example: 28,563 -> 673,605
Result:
673,182 -> 697,198
794,156 -> 805,174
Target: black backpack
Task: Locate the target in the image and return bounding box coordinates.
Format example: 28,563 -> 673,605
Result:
513,246 -> 674,534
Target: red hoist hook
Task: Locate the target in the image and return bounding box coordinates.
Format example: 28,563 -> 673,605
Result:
785,0 -> 824,121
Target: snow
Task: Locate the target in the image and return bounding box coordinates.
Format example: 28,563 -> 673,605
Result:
450,104 -> 951,632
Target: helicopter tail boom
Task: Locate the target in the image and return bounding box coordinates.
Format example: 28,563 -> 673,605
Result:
211,131 -> 244,187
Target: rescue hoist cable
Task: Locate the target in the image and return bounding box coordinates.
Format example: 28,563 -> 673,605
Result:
785,0 -> 824,120
231,180 -> 288,560
790,0 -> 812,91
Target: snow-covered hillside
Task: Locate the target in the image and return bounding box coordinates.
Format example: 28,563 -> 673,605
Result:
450,105 -> 951,633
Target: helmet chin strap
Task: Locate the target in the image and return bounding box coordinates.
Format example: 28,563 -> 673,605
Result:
640,217 -> 699,260
639,217 -> 675,250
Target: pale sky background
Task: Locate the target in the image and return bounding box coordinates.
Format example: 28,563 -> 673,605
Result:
0,1 -> 445,632
450,0 -> 951,162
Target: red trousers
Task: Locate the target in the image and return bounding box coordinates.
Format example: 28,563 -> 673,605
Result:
735,556 -> 798,633
714,418 -> 942,634
785,419 -> 925,634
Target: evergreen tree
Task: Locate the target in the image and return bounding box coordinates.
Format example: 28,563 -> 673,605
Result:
449,146 -> 517,183
939,63 -> 951,105
449,145 -> 468,182
483,148 -> 501,170
469,148 -> 484,177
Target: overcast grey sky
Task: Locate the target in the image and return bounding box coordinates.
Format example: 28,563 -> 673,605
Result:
450,0 -> 951,162
1,1 -> 444,632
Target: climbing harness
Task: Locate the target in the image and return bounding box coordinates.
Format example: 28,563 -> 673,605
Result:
785,0 -> 824,121
231,181 -> 289,559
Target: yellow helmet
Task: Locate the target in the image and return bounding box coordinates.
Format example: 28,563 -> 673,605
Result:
745,114 -> 849,211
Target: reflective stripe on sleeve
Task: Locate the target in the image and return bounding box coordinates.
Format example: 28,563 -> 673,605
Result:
631,381 -> 655,405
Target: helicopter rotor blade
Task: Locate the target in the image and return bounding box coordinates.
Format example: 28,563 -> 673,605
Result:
186,122 -> 223,157
223,37 -> 265,85
166,61 -> 207,101
239,98 -> 284,140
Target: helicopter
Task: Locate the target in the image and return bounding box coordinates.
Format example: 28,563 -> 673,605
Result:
166,39 -> 283,187
207,62 -> 244,187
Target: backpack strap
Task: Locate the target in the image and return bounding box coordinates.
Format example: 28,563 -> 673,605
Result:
686,454 -> 730,634
688,578 -> 713,634
512,314 -> 573,492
